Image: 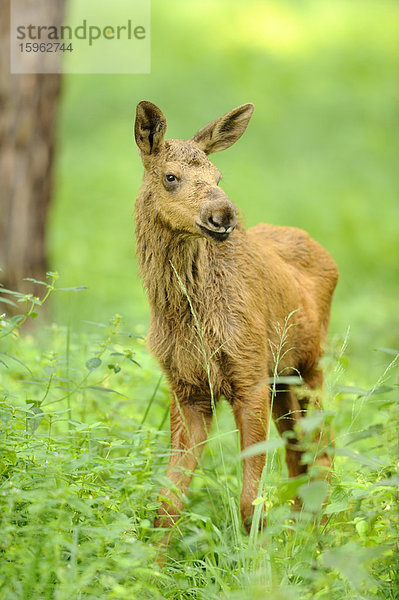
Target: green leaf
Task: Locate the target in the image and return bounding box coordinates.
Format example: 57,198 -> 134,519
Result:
28,406 -> 44,433
322,542 -> 379,590
73,421 -> 107,431
0,352 -> 32,373
140,519 -> 151,529
0,287 -> 26,297
324,499 -> 350,515
129,359 -> 142,368
334,447 -> 385,468
355,519 -> 369,538
87,385 -> 125,397
0,296 -> 16,307
252,496 -> 265,506
266,375 -> 303,385
240,438 -> 285,460
372,474 -> 399,488
57,286 -> 87,292
376,347 -> 399,356
278,474 -> 308,503
297,412 -> 326,434
17,295 -> 41,306
119,331 -> 144,340
298,480 -> 328,512
334,385 -> 369,396
86,357 -> 102,371
345,423 -> 383,446
334,384 -> 393,397
24,277 -> 47,286
84,320 -> 107,328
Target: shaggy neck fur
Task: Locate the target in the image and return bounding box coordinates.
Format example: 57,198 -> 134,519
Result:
135,192 -> 229,319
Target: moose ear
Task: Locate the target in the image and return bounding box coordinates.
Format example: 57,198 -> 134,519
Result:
135,100 -> 167,155
190,103 -> 254,155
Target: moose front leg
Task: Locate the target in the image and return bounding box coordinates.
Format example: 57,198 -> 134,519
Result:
155,394 -> 213,530
233,387 -> 270,534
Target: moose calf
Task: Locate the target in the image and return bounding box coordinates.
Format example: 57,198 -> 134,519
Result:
134,100 -> 338,536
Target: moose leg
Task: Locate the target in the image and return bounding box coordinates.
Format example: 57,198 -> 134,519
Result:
233,388 -> 269,534
271,384 -> 306,478
272,378 -> 332,514
300,368 -> 333,476
154,394 -> 212,530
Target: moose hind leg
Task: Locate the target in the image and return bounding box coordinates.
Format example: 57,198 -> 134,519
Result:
300,367 -> 333,477
271,384 -> 307,478
272,379 -> 332,514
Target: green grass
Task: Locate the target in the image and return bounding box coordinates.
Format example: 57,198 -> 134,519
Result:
1,278 -> 398,599
2,0 -> 399,597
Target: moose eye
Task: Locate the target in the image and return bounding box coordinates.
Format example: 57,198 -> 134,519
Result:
165,174 -> 177,183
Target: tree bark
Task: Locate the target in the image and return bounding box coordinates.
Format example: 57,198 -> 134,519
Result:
0,0 -> 64,304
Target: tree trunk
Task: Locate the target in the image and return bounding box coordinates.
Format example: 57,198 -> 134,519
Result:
0,0 -> 64,304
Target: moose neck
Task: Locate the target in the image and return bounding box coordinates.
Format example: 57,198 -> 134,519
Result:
135,193 -> 219,316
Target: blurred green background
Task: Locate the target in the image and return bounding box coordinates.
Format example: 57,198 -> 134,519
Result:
48,0 -> 399,380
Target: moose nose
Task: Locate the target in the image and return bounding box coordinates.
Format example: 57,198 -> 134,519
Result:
199,197 -> 237,234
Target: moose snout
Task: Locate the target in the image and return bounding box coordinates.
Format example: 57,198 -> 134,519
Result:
197,195 -> 237,242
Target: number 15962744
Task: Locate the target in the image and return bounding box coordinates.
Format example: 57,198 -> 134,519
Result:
19,42 -> 73,52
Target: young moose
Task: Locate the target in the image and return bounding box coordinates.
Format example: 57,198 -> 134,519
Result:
134,101 -> 338,535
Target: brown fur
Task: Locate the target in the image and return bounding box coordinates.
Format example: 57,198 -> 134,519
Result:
134,101 -> 338,539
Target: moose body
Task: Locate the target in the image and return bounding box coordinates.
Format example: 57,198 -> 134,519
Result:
134,101 -> 338,535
